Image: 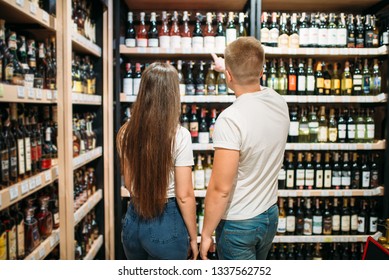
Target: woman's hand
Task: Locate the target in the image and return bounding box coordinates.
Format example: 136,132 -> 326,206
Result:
188,239 -> 199,260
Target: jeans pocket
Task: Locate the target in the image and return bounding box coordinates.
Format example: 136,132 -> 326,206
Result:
220,227 -> 258,259
148,209 -> 179,244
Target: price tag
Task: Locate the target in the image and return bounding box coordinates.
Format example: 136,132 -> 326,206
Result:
344,190 -> 352,197
55,232 -> 60,243
50,236 -> 56,248
377,93 -> 386,101
312,144 -> 320,150
298,96 -> 307,103
302,190 -> 310,197
27,88 -> 35,99
35,89 -> 42,99
330,144 -> 338,150
29,178 -> 36,190
42,11 -> 49,23
322,190 -> 330,197
334,191 -> 343,197
364,144 -> 373,150
323,236 -> 333,242
21,181 -> 29,195
289,191 -> 297,197
17,87 -> 25,98
53,90 -> 58,100
38,247 -> 46,259
35,175 -> 42,186
340,48 -> 349,55
45,171 -> 52,182
307,96 -> 317,103
29,2 -> 37,15
349,144 -> 357,150
9,186 -> 19,201
54,167 -> 59,178
46,90 -> 52,100
302,144 -> 310,150
15,0 -> 24,7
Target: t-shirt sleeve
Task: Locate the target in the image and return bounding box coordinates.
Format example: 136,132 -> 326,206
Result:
175,127 -> 194,166
213,114 -> 241,151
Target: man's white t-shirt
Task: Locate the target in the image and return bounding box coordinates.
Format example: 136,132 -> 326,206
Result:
212,87 -> 289,220
167,126 -> 194,198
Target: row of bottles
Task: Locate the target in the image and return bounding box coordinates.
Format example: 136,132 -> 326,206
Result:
288,106 -> 376,143
71,53 -> 96,95
74,210 -> 99,260
73,166 -> 98,212
277,197 -> 378,236
0,183 -> 59,260
261,12 -> 383,48
279,152 -> 379,190
125,11 -> 247,50
72,0 -> 96,43
192,154 -> 213,190
72,112 -> 97,157
262,58 -> 382,96
0,104 -> 57,190
267,242 -> 365,260
0,19 -> 56,89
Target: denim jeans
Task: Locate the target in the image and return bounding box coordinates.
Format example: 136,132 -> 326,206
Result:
122,198 -> 189,260
216,204 -> 278,260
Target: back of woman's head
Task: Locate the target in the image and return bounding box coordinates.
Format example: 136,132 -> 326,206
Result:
117,62 -> 180,219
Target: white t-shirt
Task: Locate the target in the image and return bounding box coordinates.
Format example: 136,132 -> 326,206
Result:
212,87 -> 289,220
167,126 -> 194,198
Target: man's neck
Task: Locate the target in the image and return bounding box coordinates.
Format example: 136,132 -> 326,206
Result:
233,84 -> 262,98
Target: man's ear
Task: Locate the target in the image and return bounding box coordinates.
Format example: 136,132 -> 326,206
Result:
225,69 -> 233,83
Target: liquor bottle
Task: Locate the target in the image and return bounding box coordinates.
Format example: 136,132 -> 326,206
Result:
341,153 -> 351,189
350,198 -> 358,235
332,198 -> 341,235
192,13 -> 204,50
351,153 -> 360,189
337,13 -> 347,48
269,12 -> 279,47
207,243 -> 218,260
277,59 -> 287,95
204,154 -> 213,188
331,63 -> 341,95
305,153 -> 314,190
362,59 -> 371,95
158,11 -> 170,48
1,209 -> 17,260
288,107 -> 299,143
312,198 -> 323,235
267,59 -> 278,91
10,205 -> 24,259
209,109 -> 217,143
136,12 -> 148,48
286,153 -> 295,190
353,60 -> 363,95
308,13 -> 319,48
297,60 -> 306,95
332,152 -> 341,189
194,154 -> 205,190
304,198 -> 313,236
298,108 -> 309,142
355,109 -> 366,142
371,16 -> 379,48
341,198 -> 351,235
323,152 -> 332,189
338,108 -> 347,143
295,198 -> 305,235
195,62 -> 205,95
24,200 -> 41,254
198,108 -> 209,144
277,244 -> 286,260
305,59 -> 315,95
308,106 -> 318,142
355,15 -> 364,48
278,158 -> 286,189
295,152 -> 305,190
368,200 -> 378,234
238,12 -> 247,37
341,244 -> 350,260
123,63 -> 133,96
347,108 -> 356,143
48,184 -> 60,229
317,106 -> 328,143
327,13 -> 337,47
370,154 -> 379,189
286,198 -> 296,235
305,243 -> 313,260
215,12 -> 226,52
357,200 -> 367,234
288,58 -> 297,95
286,244 -> 295,260
181,105 -> 189,138
267,245 -> 276,260
36,195 -> 53,239
365,109 -> 375,143
322,62 -> 331,95
226,12 -> 237,45
133,63 -> 141,96
371,59 -> 381,95
278,13 -> 289,48
313,243 -> 322,260
216,71 -> 227,95
148,12 -> 159,47
204,12 -> 215,50
350,243 -> 359,260
170,11 -> 181,49
323,199 -> 332,235
299,12 -> 309,48
341,61 -> 353,95
318,13 -> 328,48
347,14 -> 356,48
177,60 -> 185,95
9,104 -> 25,181
315,62 -> 324,95
261,61 -> 268,87
277,198 -> 286,235
315,153 -> 324,189
184,62 -> 195,96
328,109 -> 337,143
260,12 -> 270,46
0,115 -> 9,189
125,12 -> 136,47
364,14 -> 373,48
189,105 -> 198,143
181,11 -> 192,49
295,244 -> 304,260
361,155 -> 371,189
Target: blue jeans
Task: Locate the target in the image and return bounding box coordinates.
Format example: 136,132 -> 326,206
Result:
216,204 -> 278,260
122,198 -> 189,260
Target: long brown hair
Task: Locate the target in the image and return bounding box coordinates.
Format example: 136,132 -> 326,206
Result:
116,62 -> 181,219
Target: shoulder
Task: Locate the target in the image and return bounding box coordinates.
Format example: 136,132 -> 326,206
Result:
176,125 -> 191,143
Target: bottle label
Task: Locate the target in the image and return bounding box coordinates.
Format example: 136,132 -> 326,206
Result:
215,36 -> 226,51
324,170 -> 332,188
0,232 -> 7,260
332,215 -> 340,231
316,77 -> 324,89
190,122 -> 199,138
363,77 -> 371,94
313,216 -> 323,234
123,78 -> 133,96
125,38 -> 136,47
367,124 -> 374,139
298,76 -> 306,91
369,217 -> 377,232
194,169 -> 205,189
24,73 -> 35,88
198,215 -> 204,234
299,28 -> 309,46
353,75 -> 362,87
261,28 -> 270,44
324,79 -> 331,91
318,126 -> 328,142
136,38 -> 147,48
17,139 -> 25,175
205,168 -> 212,187
148,38 -> 159,48
341,171 -> 351,186
10,147 -> 17,179
351,170 -> 360,188
195,84 -> 205,95
327,29 -> 337,46
217,84 -> 227,95
323,217 -> 332,234
133,78 -> 141,96
1,150 -> 9,181
8,226 -> 17,260
348,125 -> 356,139
226,29 -> 237,45
54,212 -> 60,226
198,132 -> 210,144
357,216 -> 365,233
288,75 -> 297,91
373,77 -> 381,92
338,124 -> 347,139
278,168 -> 286,180
25,137 -> 32,172
204,36 -> 215,50
308,27 -> 319,45
345,78 -> 352,90
316,170 -> 323,188
332,172 -> 341,187
307,76 -> 315,91
296,169 -> 305,187
278,34 -> 289,48
277,217 -> 286,233
356,124 -> 366,139
341,216 -> 350,232
206,84 -> 216,95
303,218 -> 312,235
318,28 -> 328,46
365,31 -> 374,45
159,36 -> 170,48
269,28 -> 279,44
337,28 -> 347,46
286,169 -> 294,189
362,171 -> 370,188
289,33 -> 299,48
17,221 -> 25,257
347,33 -> 355,48
181,37 -> 192,49
305,169 -> 314,187
170,36 -> 181,49
185,84 -> 195,95
192,37 -> 204,49
179,84 -> 186,96
289,121 -> 299,136
286,216 -> 296,232
351,214 -> 358,231
329,128 -> 337,142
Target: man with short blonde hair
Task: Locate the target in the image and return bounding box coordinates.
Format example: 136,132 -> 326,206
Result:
200,37 -> 290,260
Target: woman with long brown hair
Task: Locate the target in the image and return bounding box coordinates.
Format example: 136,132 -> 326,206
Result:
117,62 -> 198,260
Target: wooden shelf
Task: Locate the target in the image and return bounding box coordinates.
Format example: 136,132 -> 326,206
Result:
74,189 -> 103,226
272,231 -> 382,243
0,166 -> 59,211
72,93 -> 102,105
24,228 -> 60,260
0,0 -> 56,31
72,32 -> 102,57
73,147 -> 103,170
192,140 -> 386,151
0,84 -> 58,104
263,46 -> 389,57
83,235 -> 103,260
120,45 -> 223,57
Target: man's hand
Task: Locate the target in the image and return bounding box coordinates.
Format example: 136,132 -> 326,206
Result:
199,235 -> 213,260
211,53 -> 225,72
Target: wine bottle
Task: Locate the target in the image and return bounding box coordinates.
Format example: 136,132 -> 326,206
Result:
181,11 -> 191,50
317,106 -> 328,143
322,62 -> 332,95
327,13 -> 337,47
298,108 -> 309,142
347,14 -> 356,48
198,108 -> 209,144
361,155 -> 371,189
371,59 -> 381,95
278,158 -> 286,190
133,63 -> 141,96
341,61 -> 353,95
368,200 -> 378,234
192,13 -> 204,50
341,152 -> 351,189
159,11 -> 170,49
295,199 -> 304,235
286,198 -> 296,235
277,198 -> 286,235
204,12 -> 215,50
288,106 -> 299,143
341,198 -> 351,235
286,244 -> 295,260
337,13 -> 347,48
209,109 -> 217,143
332,198 -> 341,235
205,154 -> 213,188
318,13 -> 328,48
216,71 -> 227,95
238,12 -> 247,37
357,200 -> 367,234
148,12 -> 159,47
353,60 -> 363,95
299,12 -> 309,48
350,198 -> 358,235
269,12 -> 279,47
331,63 -> 341,95
260,12 -> 270,46
315,153 -> 324,189
189,105 -> 198,143
323,199 -> 332,235
308,13 -> 319,48
323,152 -> 332,189
332,152 -> 341,190
277,58 -> 288,95
297,59 -> 306,95
288,58 -> 297,95
351,153 -> 361,189
123,63 -> 133,96
185,62 -> 195,96
278,13 -> 289,48
136,12 -> 148,47
170,11 -> 181,49
226,12 -> 237,45
303,198 -> 313,236
180,104 -> 189,130
315,62 -> 324,95
355,15 -> 364,48
371,16 -> 379,48
365,109 -> 375,143
305,153 -> 314,190
177,60 -> 185,96
328,108 -> 338,143
194,154 -> 205,190
355,108 -> 366,142
205,63 -> 216,95
286,153 -> 295,190
362,59 -> 371,95
296,152 -> 305,190
338,108 -> 347,143
267,59 -> 278,91
261,61 -> 268,87
369,153 -> 379,188
347,108 -> 356,143
312,198 -> 323,235
364,14 -> 373,48
195,61 -> 205,95
215,12 -> 226,52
